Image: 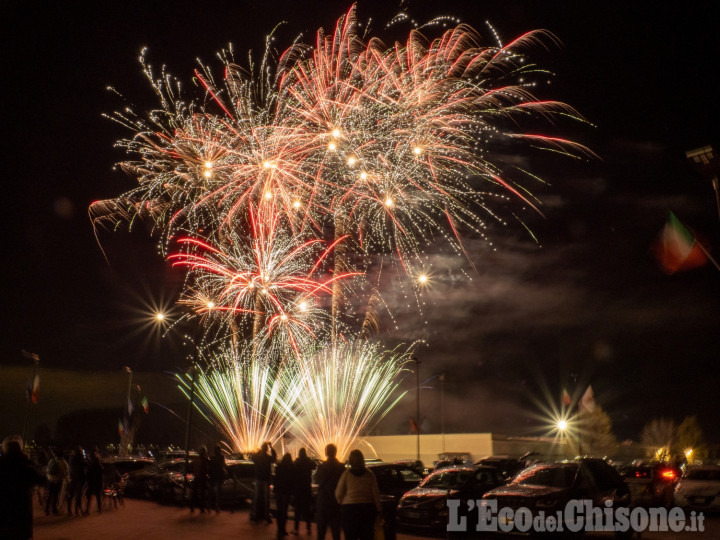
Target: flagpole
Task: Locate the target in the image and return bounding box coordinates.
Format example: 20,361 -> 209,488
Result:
694,240 -> 720,272
22,352 -> 40,444
121,367 -> 133,457
413,356 -> 421,462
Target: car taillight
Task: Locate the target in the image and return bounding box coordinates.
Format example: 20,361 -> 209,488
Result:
660,470 -> 675,480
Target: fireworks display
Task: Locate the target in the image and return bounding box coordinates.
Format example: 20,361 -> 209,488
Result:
96,6 -> 587,455
277,341 -> 411,460
178,347 -> 290,453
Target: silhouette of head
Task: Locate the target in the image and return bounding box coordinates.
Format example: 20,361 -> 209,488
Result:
325,444 -> 337,459
348,449 -> 365,471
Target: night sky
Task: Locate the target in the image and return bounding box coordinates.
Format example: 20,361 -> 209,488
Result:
3,1 -> 719,443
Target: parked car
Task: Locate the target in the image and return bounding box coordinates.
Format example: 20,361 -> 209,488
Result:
154,458 -> 255,508
101,456 -> 155,477
619,463 -> 679,508
101,456 -> 155,497
482,458 -> 630,534
368,462 -> 424,502
434,453 -> 473,470
143,458 -> 192,500
123,459 -> 184,498
674,465 -> 720,511
396,465 -> 502,531
475,453 -> 537,482
392,459 -> 428,477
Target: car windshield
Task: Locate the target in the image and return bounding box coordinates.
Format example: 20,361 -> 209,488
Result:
685,469 -> 720,481
421,470 -> 473,489
513,465 -> 577,488
400,469 -> 422,482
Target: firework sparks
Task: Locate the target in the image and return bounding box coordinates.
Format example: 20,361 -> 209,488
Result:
277,341 -> 412,460
168,204 -> 361,357
178,346 -> 291,454
97,7 -> 590,264
98,6 -> 590,455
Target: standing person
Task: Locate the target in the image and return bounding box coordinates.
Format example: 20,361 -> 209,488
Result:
251,441 -> 277,524
44,448 -> 63,515
315,444 -> 345,540
292,447 -> 317,534
274,453 -> 294,538
84,447 -> 104,514
55,450 -> 70,510
335,449 -> 381,540
208,445 -> 226,513
189,445 -> 210,513
0,435 -> 45,540
66,445 -> 86,516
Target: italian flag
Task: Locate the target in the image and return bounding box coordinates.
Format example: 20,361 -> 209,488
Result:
654,213 -> 707,274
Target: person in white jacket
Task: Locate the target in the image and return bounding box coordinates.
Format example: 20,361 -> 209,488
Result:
335,449 -> 382,540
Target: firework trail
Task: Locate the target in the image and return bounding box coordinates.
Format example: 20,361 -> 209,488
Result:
95,6 -> 590,265
168,204 -> 361,358
276,340 -> 412,460
178,345 -> 291,454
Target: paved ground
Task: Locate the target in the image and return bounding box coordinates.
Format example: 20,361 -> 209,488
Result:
32,498 -> 720,540
33,498 -> 428,540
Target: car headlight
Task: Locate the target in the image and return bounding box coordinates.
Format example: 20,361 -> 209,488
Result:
536,499 -> 559,509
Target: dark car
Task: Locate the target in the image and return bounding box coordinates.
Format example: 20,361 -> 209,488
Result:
101,457 -> 155,497
222,460 -> 256,505
483,458 -> 630,535
392,459 -> 428,477
143,458 -> 194,501
475,453 -> 538,482
619,463 -> 679,508
122,459 -> 183,499
155,458 -> 255,508
396,465 -> 502,531
368,462 -> 424,502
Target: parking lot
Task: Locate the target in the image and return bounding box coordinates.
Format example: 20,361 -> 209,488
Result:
32,498 -> 720,540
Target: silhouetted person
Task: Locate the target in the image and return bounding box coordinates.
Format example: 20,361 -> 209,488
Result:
190,445 -> 210,513
335,449 -> 381,540
274,453 -> 294,538
293,447 -> 317,534
251,441 -> 277,523
67,445 -> 86,516
45,448 -> 64,515
208,445 -> 226,513
316,444 -> 345,540
0,435 -> 45,540
84,447 -> 104,513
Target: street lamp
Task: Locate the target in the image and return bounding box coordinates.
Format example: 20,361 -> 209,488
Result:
439,373 -> 446,453
412,355 -> 421,462
183,363 -> 198,500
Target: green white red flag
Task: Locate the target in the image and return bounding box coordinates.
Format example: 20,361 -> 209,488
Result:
654,213 -> 708,274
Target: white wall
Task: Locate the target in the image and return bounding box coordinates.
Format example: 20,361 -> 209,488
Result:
362,433 -> 494,465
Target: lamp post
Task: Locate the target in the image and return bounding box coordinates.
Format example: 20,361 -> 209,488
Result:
119,366 -> 133,457
413,356 -> 421,462
183,363 -> 198,500
439,373 -> 446,454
